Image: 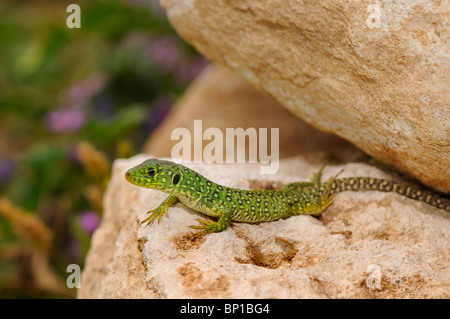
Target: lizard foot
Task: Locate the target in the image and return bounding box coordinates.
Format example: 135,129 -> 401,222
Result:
189,218 -> 221,235
140,206 -> 169,227
309,169 -> 343,216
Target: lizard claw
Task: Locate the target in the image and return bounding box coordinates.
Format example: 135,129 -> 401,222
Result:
141,207 -> 169,227
189,218 -> 217,235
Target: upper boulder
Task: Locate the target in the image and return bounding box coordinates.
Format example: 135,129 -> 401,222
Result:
160,0 -> 450,192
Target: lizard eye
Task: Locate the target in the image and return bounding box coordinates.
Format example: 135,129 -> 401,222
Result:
147,168 -> 156,176
172,174 -> 180,185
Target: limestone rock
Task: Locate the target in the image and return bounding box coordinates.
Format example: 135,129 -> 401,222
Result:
78,155 -> 450,298
143,64 -> 361,163
159,0 -> 450,193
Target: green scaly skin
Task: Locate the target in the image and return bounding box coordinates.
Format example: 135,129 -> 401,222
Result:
125,159 -> 450,235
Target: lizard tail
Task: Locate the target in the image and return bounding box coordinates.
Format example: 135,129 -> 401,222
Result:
326,177 -> 450,212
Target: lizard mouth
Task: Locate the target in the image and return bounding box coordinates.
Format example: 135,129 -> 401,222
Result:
125,170 -> 139,183
125,171 -> 166,190
125,171 -> 132,181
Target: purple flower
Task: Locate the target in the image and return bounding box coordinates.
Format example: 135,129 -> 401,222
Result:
79,211 -> 100,234
45,108 -> 86,133
0,157 -> 16,182
147,37 -> 181,73
67,85 -> 88,108
64,73 -> 106,109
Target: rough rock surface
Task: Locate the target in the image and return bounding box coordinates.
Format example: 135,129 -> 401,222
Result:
159,0 -> 450,193
79,155 -> 450,299
144,64 -> 361,163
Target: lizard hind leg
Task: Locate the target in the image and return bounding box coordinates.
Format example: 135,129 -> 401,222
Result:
292,168 -> 343,217
314,168 -> 345,215
292,192 -> 337,217
281,162 -> 331,192
321,168 -> 345,198
189,207 -> 233,236
311,161 -> 329,186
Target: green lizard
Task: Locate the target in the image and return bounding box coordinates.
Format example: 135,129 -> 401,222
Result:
125,158 -> 450,235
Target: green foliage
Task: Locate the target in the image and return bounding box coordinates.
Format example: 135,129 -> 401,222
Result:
0,0 -> 207,298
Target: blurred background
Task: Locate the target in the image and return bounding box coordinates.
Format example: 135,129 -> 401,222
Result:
0,0 -> 208,297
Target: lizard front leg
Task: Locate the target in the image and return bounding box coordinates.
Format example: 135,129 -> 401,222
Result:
140,194 -> 179,227
190,207 -> 233,235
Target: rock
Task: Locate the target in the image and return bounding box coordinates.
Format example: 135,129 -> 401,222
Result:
78,155 -> 450,298
159,0 -> 450,193
143,64 -> 361,164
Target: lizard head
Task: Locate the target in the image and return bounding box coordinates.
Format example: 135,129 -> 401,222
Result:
125,158 -> 187,194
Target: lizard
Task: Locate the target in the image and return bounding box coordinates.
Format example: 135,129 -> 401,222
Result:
125,158 -> 450,235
